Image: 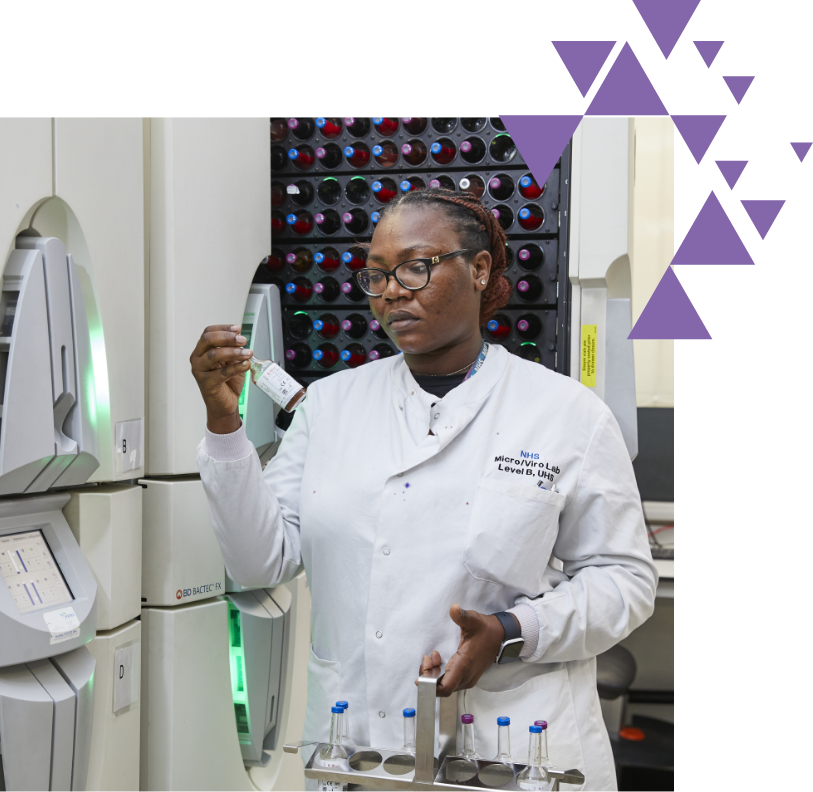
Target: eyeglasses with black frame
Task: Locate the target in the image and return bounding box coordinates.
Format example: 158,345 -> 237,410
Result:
353,249 -> 474,296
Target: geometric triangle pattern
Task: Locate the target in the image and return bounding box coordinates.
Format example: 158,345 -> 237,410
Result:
673,192 -> 755,265
628,266 -> 711,339
723,76 -> 754,104
791,142 -> 812,162
671,115 -> 726,163
741,200 -> 785,239
586,43 -> 668,116
631,0 -> 703,59
716,160 -> 748,189
694,40 -> 724,68
552,41 -> 616,97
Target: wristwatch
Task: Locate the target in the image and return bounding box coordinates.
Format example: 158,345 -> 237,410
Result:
492,611 -> 524,664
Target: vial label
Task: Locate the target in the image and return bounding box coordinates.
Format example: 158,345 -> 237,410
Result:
254,363 -> 299,408
317,783 -> 348,791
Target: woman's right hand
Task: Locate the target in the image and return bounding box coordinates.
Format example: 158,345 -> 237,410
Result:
190,324 -> 253,434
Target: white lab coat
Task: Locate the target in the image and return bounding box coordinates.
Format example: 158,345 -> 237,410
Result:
198,344 -> 657,790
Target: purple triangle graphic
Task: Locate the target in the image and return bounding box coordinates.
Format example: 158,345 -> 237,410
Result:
694,40 -> 724,67
741,200 -> 785,239
723,76 -> 754,104
631,0 -> 702,59
791,142 -> 812,162
671,115 -> 726,164
673,192 -> 754,265
500,115 -> 583,189
586,43 -> 668,116
629,267 -> 710,339
552,41 -> 616,97
715,160 -> 747,189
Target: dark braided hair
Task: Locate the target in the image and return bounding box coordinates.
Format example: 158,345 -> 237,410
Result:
373,187 -> 512,325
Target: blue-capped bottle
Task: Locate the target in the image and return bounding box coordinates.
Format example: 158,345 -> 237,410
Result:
516,725 -> 549,790
315,117 -> 343,139
494,716 -> 513,763
519,173 -> 545,200
285,277 -> 313,304
373,117 -> 399,136
372,179 -> 397,204
288,145 -> 316,170
344,144 -> 371,168
335,701 -> 358,754
402,708 -> 416,754
400,177 -> 426,193
371,211 -> 381,226
316,705 -> 350,770
313,344 -> 339,369
286,211 -> 314,236
430,139 -> 456,165
372,142 -> 399,167
341,344 -> 367,368
518,205 -> 544,232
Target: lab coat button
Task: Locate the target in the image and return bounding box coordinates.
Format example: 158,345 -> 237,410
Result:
434,413 -> 440,419
397,473 -> 404,477
379,711 -> 386,718
383,547 -> 390,556
376,631 -> 383,638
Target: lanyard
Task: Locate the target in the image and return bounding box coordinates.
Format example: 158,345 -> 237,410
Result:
463,341 -> 489,382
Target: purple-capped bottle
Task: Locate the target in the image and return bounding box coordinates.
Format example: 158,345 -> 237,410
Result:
489,174 -> 515,201
341,314 -> 367,339
344,117 -> 371,138
461,714 -> 480,760
517,315 -> 542,340
516,275 -> 542,302
370,318 -> 388,339
284,343 -> 311,370
401,140 -> 427,166
315,210 -> 341,235
315,143 -> 343,169
314,277 -> 340,302
342,209 -> 369,234
460,137 -> 486,163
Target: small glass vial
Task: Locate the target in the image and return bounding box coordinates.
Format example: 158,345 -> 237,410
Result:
460,714 -> 480,760
335,701 -> 357,754
494,716 -> 513,763
516,725 -> 549,790
316,706 -> 349,768
249,356 -> 306,412
402,708 -> 416,754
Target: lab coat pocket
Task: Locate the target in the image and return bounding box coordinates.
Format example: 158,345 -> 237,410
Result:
463,477 -> 565,596
302,643 -> 342,745
461,667 -> 585,788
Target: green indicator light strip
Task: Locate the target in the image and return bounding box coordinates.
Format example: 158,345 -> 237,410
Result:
228,603 -> 251,736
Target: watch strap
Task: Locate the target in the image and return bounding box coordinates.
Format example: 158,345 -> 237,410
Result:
492,611 -> 522,642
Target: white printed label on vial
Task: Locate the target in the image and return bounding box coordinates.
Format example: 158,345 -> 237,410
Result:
43,606 -> 81,644
255,364 -> 299,408
317,783 -> 348,791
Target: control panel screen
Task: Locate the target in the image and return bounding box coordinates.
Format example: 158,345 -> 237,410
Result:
1,530 -> 73,614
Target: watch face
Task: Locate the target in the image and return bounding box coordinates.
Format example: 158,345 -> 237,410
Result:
498,638 -> 524,663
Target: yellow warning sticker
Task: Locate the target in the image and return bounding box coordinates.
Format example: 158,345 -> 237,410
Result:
581,325 -> 597,387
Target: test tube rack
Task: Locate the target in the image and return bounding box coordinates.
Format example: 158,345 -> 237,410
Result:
284,667 -> 584,791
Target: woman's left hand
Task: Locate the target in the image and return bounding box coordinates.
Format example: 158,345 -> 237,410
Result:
415,604 -> 511,697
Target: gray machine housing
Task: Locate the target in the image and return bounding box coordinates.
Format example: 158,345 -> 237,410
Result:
0,236 -> 100,496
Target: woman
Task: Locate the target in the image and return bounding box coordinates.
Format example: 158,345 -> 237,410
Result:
192,188 -> 657,790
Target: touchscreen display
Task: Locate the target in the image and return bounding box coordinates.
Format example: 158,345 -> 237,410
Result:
0,530 -> 73,614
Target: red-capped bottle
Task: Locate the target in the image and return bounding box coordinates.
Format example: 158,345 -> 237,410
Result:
316,143 -> 343,169
288,145 -> 316,170
516,275 -> 543,302
313,343 -> 340,368
271,181 -> 287,207
271,145 -> 288,171
343,208 -> 369,234
486,314 -> 512,341
285,343 -> 312,369
341,343 -> 367,368
345,177 -> 371,205
369,319 -> 389,339
315,210 -> 341,235
518,244 -> 544,271
372,178 -> 398,204
314,276 -> 340,302
271,211 -> 286,235
344,144 -> 371,168
344,117 -> 371,137
491,205 -> 514,231
488,174 -> 515,201
342,250 -> 367,271
429,175 -> 455,190
286,249 -> 314,273
459,175 -> 485,199
489,134 -> 517,163
317,178 -> 342,205
518,342 -> 541,363
270,118 -> 288,143
341,313 -> 368,339
288,118 -> 315,140
518,205 -> 545,231
400,177 -> 425,193
460,137 -> 486,164
288,312 -> 313,339
401,117 -> 428,135
285,277 -> 314,303
373,117 -> 399,136
315,248 -> 341,273
517,314 -> 542,340
287,180 -> 314,207
313,314 -> 340,339
286,211 -> 314,235
430,139 -> 456,165
368,342 -> 396,360
341,278 -> 365,301
519,174 -> 545,200
315,117 -> 343,139
372,142 -> 399,168
401,140 -> 427,166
